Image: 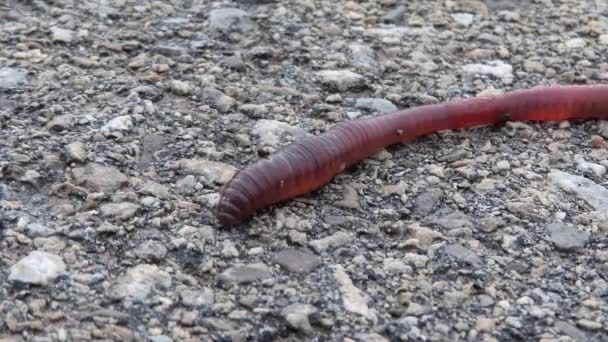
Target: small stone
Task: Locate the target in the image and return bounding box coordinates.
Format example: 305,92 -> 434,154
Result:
354,97 -> 397,113
381,181 -> 408,196
9,251 -> 67,285
281,303 -> 317,334
412,188 -> 443,216
102,115 -> 133,132
565,37 -> 586,49
462,60 -> 514,84
316,70 -> 366,92
334,185 -> 360,209
0,67 -> 28,89
272,249 -> 321,274
133,240 -> 168,262
431,212 -> 474,230
252,119 -> 309,147
179,287 -> 214,308
100,202 -> 139,220
50,26 -> 75,43
217,263 -> 272,288
170,80 -> 192,96
451,13 -> 474,27
547,223 -> 590,251
174,159 -> 237,184
71,163 -> 128,193
496,160 -> 510,170
65,141 -> 87,163
334,265 -> 376,322
47,114 -> 74,132
442,244 -> 482,268
309,231 -> 353,253
549,169 -> 608,210
200,87 -> 236,113
24,223 -> 55,237
108,264 -> 172,303
208,8 -> 256,35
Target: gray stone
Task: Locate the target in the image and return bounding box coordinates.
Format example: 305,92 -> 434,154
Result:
354,97 -> 397,113
71,163 -> 128,193
174,159 -> 237,184
252,119 -> 310,147
272,249 -> 321,274
462,60 -> 514,84
217,263 -> 272,288
100,202 -> 139,220
549,169 -> 608,210
0,67 -> 28,89
316,70 -> 366,92
334,265 -> 376,322
179,287 -> 214,308
102,115 -> 133,132
431,212 -> 475,230
9,251 -> 66,285
50,26 -> 75,43
442,244 -> 482,267
24,223 -> 55,237
46,114 -> 74,132
208,8 -> 256,35
309,231 -> 353,253
412,188 -> 443,216
108,264 -> 172,303
547,223 -> 590,251
281,303 -> 317,334
133,240 -> 168,262
65,141 -> 87,163
170,80 -> 192,96
200,87 -> 236,113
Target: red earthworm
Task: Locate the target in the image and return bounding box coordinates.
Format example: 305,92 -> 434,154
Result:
216,84 -> 608,225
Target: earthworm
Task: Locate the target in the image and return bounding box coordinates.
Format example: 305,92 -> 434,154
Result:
216,84 -> 608,225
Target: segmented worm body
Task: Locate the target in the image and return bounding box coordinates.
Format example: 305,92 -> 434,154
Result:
217,85 -> 608,225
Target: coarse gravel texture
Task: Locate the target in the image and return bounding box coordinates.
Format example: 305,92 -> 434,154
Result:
1,0 -> 608,341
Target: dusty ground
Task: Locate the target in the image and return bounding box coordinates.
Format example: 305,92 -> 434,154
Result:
1,0 -> 608,341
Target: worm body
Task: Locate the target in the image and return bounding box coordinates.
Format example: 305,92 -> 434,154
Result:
216,85 -> 608,225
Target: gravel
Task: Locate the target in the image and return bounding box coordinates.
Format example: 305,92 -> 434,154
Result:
1,0 -> 608,341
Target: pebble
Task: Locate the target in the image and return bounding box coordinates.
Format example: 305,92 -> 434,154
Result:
441,244 -> 482,268
208,8 -> 256,35
334,265 -> 376,322
316,70 -> 367,92
309,231 -> 353,253
272,249 -> 321,274
549,169 -> 608,210
108,264 -> 172,303
546,223 -> 590,251
451,13 -> 474,27
217,263 -> 272,288
200,87 -> 236,113
412,188 -> 443,216
9,251 -> 67,285
281,303 -> 317,334
0,67 -> 28,89
565,37 -> 586,49
100,202 -> 140,220
65,141 -> 87,163
462,60 -> 514,84
252,119 -> 309,147
133,240 -> 168,262
170,80 -> 192,96
71,163 -> 128,193
179,287 -> 214,308
174,159 -> 237,184
50,26 -> 75,43
354,97 -> 398,113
